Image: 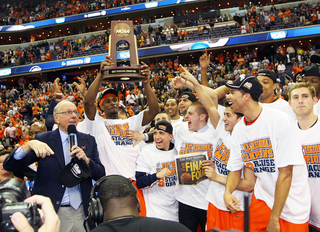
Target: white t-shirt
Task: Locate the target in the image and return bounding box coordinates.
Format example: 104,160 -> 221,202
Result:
207,105 -> 225,128
173,123 -> 216,210
259,97 -> 296,120
85,110 -> 147,179
313,101 -> 320,115
136,144 -> 178,222
171,116 -> 184,129
227,107 -> 310,224
295,117 -> 320,228
206,121 -> 246,211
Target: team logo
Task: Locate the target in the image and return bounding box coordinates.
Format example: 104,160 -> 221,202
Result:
71,163 -> 81,178
29,66 -> 41,72
243,82 -> 252,90
84,57 -> 91,64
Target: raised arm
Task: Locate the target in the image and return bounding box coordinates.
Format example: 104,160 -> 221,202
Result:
200,49 -> 210,87
180,67 -> 220,128
171,75 -> 228,109
84,57 -> 113,120
141,62 -> 160,126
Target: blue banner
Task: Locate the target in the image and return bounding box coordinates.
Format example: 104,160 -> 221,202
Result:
0,25 -> 319,77
0,0 -> 195,32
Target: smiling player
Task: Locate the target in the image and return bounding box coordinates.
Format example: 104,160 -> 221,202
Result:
135,120 -> 178,221
224,76 -> 310,232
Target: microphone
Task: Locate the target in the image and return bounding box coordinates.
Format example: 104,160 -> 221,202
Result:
67,125 -> 77,151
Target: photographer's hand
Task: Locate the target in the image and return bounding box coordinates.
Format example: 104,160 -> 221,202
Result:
11,195 -> 60,232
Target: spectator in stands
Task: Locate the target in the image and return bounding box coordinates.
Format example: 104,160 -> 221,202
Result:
277,60 -> 286,85
1,132 -> 18,149
4,122 -> 17,138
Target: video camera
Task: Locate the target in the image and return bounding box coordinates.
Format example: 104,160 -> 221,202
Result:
0,179 -> 40,232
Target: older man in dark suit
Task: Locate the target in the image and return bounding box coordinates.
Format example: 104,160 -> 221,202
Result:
4,100 -> 105,232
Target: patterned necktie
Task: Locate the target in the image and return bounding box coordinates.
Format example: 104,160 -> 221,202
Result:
64,137 -> 81,210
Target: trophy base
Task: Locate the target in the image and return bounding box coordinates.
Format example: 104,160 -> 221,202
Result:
101,67 -> 147,83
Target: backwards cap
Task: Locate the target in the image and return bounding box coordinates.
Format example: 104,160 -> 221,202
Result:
226,75 -> 263,100
155,120 -> 173,135
179,91 -> 197,103
257,69 -> 279,83
303,65 -> 320,77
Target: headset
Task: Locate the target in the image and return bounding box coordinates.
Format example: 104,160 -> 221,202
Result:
87,175 -> 137,225
88,176 -> 109,225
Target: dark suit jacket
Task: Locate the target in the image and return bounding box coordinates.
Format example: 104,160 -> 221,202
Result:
3,129 -> 105,215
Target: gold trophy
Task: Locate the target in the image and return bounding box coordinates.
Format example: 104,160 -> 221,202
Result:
101,20 -> 147,82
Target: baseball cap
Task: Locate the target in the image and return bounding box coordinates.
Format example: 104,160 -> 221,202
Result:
119,103 -> 126,113
179,91 -> 197,102
257,69 -> 279,83
226,75 -> 263,100
155,120 -> 173,134
59,157 -> 91,188
98,88 -> 118,107
311,54 -> 320,64
303,65 -> 320,77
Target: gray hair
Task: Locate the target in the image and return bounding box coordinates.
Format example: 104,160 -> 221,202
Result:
53,100 -> 73,116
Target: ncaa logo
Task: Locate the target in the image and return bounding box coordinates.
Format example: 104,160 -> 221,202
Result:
84,57 -> 91,64
61,61 -> 66,66
270,31 -> 287,40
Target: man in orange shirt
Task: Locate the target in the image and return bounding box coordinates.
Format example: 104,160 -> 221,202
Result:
270,14 -> 275,25
32,104 -> 40,120
278,10 -> 284,22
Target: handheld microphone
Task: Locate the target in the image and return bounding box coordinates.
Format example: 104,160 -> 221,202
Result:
67,125 -> 77,152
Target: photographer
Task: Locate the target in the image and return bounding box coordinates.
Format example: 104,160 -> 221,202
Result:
11,195 -> 60,232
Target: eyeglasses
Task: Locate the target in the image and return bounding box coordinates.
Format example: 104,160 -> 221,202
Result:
56,110 -> 79,116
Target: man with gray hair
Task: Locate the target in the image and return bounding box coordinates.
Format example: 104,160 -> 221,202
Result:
4,99 -> 105,232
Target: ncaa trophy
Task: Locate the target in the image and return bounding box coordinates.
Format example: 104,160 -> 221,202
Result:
101,20 -> 147,82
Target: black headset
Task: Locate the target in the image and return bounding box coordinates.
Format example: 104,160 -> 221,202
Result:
88,176 -> 109,225
87,175 -> 138,225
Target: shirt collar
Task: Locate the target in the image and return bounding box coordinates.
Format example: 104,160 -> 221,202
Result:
197,124 -> 209,133
59,128 -> 78,145
59,129 -> 68,143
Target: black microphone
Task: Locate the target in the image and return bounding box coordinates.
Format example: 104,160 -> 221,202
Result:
67,125 -> 77,151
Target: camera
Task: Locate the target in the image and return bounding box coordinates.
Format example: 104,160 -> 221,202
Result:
0,179 -> 40,232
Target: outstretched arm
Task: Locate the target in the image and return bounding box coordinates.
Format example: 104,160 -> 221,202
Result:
200,49 -> 210,87
171,75 -> 229,109
141,62 -> 160,126
84,56 -> 113,120
180,67 -> 220,128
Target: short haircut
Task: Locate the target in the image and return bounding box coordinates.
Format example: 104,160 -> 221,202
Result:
98,175 -> 138,213
288,82 -> 316,100
223,101 -> 244,118
165,98 -> 179,106
155,112 -> 171,121
53,100 -> 73,116
190,102 -> 208,123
